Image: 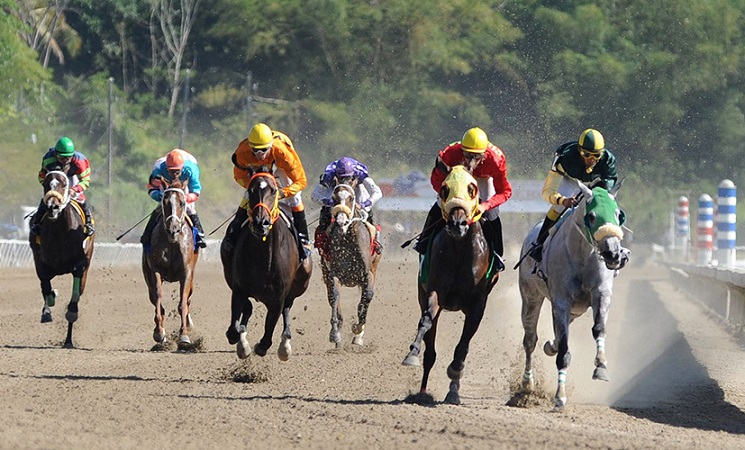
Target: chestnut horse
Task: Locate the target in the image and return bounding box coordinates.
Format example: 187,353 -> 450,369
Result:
141,177 -> 200,349
221,170 -> 312,360
320,182 -> 382,347
30,170 -> 95,348
402,166 -> 499,404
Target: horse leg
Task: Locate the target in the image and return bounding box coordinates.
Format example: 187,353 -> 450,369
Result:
255,302 -> 282,357
177,275 -> 193,347
551,303 -> 572,410
277,297 -> 295,361
420,309 -> 440,395
402,290 -> 440,390
444,299 -> 487,405
227,289 -> 253,359
352,280 -> 373,346
324,271 -> 342,346
63,264 -> 85,349
147,272 -> 166,343
591,294 -> 611,382
39,276 -> 55,323
520,295 -> 544,393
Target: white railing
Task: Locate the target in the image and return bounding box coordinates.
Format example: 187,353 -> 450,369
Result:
0,239 -> 221,268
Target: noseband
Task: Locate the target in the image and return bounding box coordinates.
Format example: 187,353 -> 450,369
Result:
44,171 -> 72,213
248,172 -> 281,229
162,187 -> 187,232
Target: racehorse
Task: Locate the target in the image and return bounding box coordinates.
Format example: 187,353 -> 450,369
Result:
402,165 -> 499,405
319,182 -> 382,347
516,178 -> 629,410
221,169 -> 312,360
30,170 -> 95,348
141,177 -> 200,349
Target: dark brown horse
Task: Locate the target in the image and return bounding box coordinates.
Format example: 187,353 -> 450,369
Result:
30,170 -> 95,348
402,166 -> 498,404
221,170 -> 312,360
319,182 -> 382,347
142,177 -> 200,349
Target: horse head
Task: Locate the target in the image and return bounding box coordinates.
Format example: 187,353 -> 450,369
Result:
576,180 -> 629,270
42,171 -> 72,220
439,166 -> 482,241
161,177 -> 188,243
330,183 -> 360,231
246,171 -> 281,239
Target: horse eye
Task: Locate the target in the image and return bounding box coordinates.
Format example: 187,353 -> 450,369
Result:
439,186 -> 450,200
468,183 -> 478,200
586,211 -> 597,225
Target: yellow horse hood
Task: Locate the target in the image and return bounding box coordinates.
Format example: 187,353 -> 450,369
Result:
439,166 -> 482,223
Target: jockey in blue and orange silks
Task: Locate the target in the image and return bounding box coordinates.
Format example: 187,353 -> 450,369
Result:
30,136 -> 95,237
140,148 -> 207,249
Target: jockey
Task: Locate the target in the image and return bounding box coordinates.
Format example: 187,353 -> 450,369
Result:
30,136 -> 94,237
311,156 -> 383,254
223,122 -> 311,259
528,128 -> 619,262
414,127 -> 512,270
140,148 -> 207,248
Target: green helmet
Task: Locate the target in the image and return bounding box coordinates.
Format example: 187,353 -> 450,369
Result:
55,137 -> 75,157
578,129 -> 605,152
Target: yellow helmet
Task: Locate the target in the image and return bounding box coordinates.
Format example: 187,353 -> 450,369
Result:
578,129 -> 605,152
461,127 -> 489,153
248,123 -> 273,149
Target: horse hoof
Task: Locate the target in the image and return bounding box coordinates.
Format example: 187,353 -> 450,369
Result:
236,332 -> 250,359
153,329 -> 166,343
402,354 -> 420,367
593,366 -> 609,382
41,307 -> 53,323
254,342 -> 268,357
521,376 -> 535,393
543,340 -> 557,356
351,334 -> 364,346
444,390 -> 461,405
329,331 -> 342,345
553,398 -> 567,412
226,327 -> 239,345
277,338 -> 291,361
178,335 -> 191,344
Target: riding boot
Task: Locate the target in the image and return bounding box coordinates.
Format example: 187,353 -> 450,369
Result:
188,213 -> 207,248
29,200 -> 46,237
529,216 -> 557,263
80,201 -> 95,236
366,210 -> 383,254
222,207 -> 248,253
413,203 -> 442,254
292,210 -> 312,259
486,216 -> 505,271
140,209 -> 160,246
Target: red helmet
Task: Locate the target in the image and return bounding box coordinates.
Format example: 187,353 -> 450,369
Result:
166,149 -> 185,169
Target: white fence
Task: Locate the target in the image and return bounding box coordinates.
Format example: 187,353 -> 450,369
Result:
0,239 -> 222,268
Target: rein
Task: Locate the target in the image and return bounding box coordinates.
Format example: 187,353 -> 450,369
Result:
161,187 -> 187,230
248,172 -> 281,230
44,170 -> 72,211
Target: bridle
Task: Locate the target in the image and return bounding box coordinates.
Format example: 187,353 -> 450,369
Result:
43,171 -> 72,213
248,172 -> 281,229
161,187 -> 187,233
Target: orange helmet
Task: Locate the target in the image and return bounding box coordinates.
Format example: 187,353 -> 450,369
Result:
166,149 -> 185,169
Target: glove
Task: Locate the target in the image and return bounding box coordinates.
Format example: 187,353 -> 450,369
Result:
71,185 -> 83,194
150,190 -> 163,202
561,197 -> 579,208
186,193 -> 199,203
322,197 -> 334,207
361,199 -> 372,209
278,189 -> 287,199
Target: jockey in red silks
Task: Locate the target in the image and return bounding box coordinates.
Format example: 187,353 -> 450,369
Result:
30,136 -> 95,237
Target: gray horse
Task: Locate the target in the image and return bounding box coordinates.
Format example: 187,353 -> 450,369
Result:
516,179 -> 629,410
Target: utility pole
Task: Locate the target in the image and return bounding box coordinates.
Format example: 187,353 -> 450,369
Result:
245,71 -> 253,136
180,69 -> 191,149
107,77 -> 114,225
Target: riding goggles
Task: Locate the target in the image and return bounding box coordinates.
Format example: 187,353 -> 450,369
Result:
579,148 -> 603,160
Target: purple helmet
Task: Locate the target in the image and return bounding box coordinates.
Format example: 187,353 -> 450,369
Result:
336,157 -> 356,178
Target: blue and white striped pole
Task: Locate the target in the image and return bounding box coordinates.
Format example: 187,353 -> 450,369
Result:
697,194 -> 713,265
716,179 -> 736,267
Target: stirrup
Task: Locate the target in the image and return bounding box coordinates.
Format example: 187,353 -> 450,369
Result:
84,224 -> 95,236
30,223 -> 41,236
529,243 -> 543,262
196,235 -> 207,248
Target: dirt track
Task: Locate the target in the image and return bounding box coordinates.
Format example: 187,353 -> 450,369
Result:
2,246 -> 745,449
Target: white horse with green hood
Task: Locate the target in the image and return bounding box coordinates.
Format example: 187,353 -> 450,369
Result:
516,177 -> 629,410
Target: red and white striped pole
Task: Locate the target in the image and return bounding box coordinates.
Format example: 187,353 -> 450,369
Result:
675,196 -> 690,261
696,194 -> 713,265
